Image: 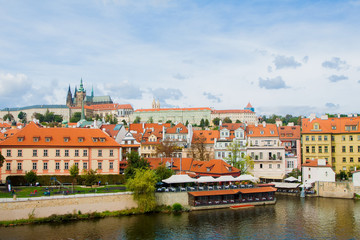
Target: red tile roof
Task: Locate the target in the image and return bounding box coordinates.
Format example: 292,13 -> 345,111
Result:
278,125 -> 300,140
246,102 -> 253,108
246,123 -> 278,137
302,159 -> 332,168
238,187 -> 277,194
147,157 -> 193,172
0,122 -> 120,147
100,124 -> 120,138
192,130 -> 219,144
0,123 -> 11,129
135,107 -> 212,112
90,103 -> 133,110
166,123 -> 188,134
190,159 -> 240,176
220,123 -> 245,131
302,116 -> 360,134
212,109 -> 253,114
188,187 -> 276,197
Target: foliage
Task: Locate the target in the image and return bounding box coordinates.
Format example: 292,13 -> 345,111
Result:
133,116 -> 141,123
155,140 -> 178,158
105,114 -> 118,124
200,119 -> 205,129
82,169 -> 99,186
185,120 -> 189,126
148,116 -> 154,123
3,113 -> 14,121
223,117 -> 232,123
236,120 -> 241,123
126,169 -> 157,212
224,141 -> 253,174
0,152 -> 4,168
287,168 -> 301,178
189,134 -> 210,161
125,151 -> 150,179
33,110 -> 63,123
172,203 -> 183,212
24,171 -> 37,184
122,119 -> 127,126
262,114 -> 301,126
18,111 -> 27,123
69,164 -> 79,179
166,120 -> 172,124
212,117 -> 220,126
336,170 -> 348,180
154,164 -> 174,182
205,119 -> 209,127
70,112 -> 82,123
95,114 -> 101,120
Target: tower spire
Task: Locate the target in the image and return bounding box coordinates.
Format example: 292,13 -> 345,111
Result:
91,85 -> 94,98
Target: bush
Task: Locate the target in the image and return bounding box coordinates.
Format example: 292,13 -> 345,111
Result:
172,203 -> 183,212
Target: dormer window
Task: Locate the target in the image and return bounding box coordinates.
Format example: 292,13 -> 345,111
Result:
78,137 -> 84,142
92,138 -> 98,142
100,138 -> 105,142
270,131 -> 274,134
45,137 -> 51,142
332,125 -> 336,130
33,137 -> 39,142
260,131 -> 264,135
313,123 -> 319,130
249,131 -> 253,134
17,137 -> 24,142
64,137 -> 70,142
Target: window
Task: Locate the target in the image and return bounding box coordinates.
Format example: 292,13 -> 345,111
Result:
331,136 -> 335,141
305,136 -> 309,141
342,157 -> 346,163
287,161 -> 294,169
318,136 -> 322,141
318,146 -> 322,153
332,146 -> 335,153
17,150 -> 22,157
75,150 -> 79,157
358,135 -> 360,141
260,152 -> 263,159
56,149 -> 60,157
324,146 -> 328,153
350,136 -> 353,141
324,136 -> 328,141
350,146 -> 353,153
17,137 -> 24,142
83,162 -> 87,170
65,150 -> 69,157
64,162 -> 69,170
32,162 -> 37,170
109,162 -> 113,170
78,137 -> 84,142
342,146 -> 346,153
6,162 -> 11,170
98,150 -> 102,157
64,137 -> 69,142
311,146 -> 315,153
100,138 -> 105,142
332,157 -> 335,163
110,150 -> 114,157
43,149 -> 48,157
43,162 -> 48,170
33,149 -> 37,157
260,164 -> 263,169
277,164 -> 281,169
350,157 -> 354,163
98,162 -> 102,169
45,137 -> 51,142
55,162 -> 60,170
83,150 -> 88,157
311,136 -> 315,141
358,157 -> 360,163
260,131 -> 264,135
33,137 -> 39,142
6,150 -> 11,157
269,164 -> 272,169
17,162 -> 22,170
306,146 -> 309,153
342,136 -> 346,141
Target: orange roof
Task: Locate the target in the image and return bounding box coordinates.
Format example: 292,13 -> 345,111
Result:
135,107 -> 211,112
100,124 -> 121,138
0,128 -> 21,141
190,159 -> 240,176
90,103 -> 133,110
0,122 -> 120,147
246,123 -> 278,137
69,106 -> 93,110
220,123 -> 245,131
0,123 -> 11,128
166,123 -> 188,134
192,130 -> 219,144
238,187 -> 277,194
212,109 -> 253,114
246,102 -> 253,108
302,159 -> 332,168
129,123 -> 170,134
302,116 -> 360,134
278,125 -> 300,140
188,189 -> 239,197
147,157 -> 193,172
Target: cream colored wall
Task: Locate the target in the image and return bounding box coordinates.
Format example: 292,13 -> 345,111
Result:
155,192 -> 189,207
315,181 -> 354,199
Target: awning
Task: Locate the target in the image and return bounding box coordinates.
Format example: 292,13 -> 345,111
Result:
215,175 -> 236,182
188,189 -> 239,197
196,176 -> 216,183
272,182 -> 300,189
284,176 -> 299,182
238,187 -> 277,194
162,174 -> 196,184
234,174 -> 259,182
260,175 -> 284,180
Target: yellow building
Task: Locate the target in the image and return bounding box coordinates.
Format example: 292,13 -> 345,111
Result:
302,115 -> 360,173
0,122 -> 120,182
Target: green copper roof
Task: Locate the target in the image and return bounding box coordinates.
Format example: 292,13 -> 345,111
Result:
1,105 -> 68,111
78,78 -> 85,92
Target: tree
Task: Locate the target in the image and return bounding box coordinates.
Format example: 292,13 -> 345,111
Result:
70,112 -> 82,123
212,117 -> 220,126
204,119 -> 209,127
133,116 -> 141,123
224,141 -> 253,174
105,114 -> 118,124
122,119 -> 127,126
125,151 -> 150,179
155,140 -> 178,158
3,113 -> 14,121
148,117 -> 154,123
25,171 -> 37,185
70,164 -> 79,192
82,169 -> 99,186
200,119 -> 205,129
155,164 -> 174,182
0,152 -> 5,168
223,117 -> 232,123
287,168 -> 301,178
44,109 -> 55,122
33,112 -> 45,122
235,120 -> 241,123
54,114 -> 63,123
189,134 -> 210,161
126,169 -> 157,212
185,120 -> 189,126
18,111 -> 27,123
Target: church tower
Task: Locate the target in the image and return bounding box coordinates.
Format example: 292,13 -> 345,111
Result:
75,78 -> 87,107
152,98 -> 156,109
66,85 -> 73,107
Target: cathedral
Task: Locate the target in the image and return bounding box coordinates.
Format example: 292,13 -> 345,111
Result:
66,79 -> 113,108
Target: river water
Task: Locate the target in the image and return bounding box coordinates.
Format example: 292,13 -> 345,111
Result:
1,196 -> 360,240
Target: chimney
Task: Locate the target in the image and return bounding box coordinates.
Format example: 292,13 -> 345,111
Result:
262,121 -> 266,128
337,113 -> 341,118
309,113 -> 316,122
255,122 -> 258,127
320,115 -> 328,120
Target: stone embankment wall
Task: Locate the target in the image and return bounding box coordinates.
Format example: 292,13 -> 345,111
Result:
155,192 -> 189,207
315,182 -> 354,199
0,193 -> 137,221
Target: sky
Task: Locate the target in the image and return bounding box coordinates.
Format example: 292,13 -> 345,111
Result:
0,0 -> 359,116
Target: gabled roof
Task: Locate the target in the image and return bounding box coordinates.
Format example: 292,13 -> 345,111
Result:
246,102 -> 253,108
192,130 -> 219,144
212,109 -> 254,114
166,123 -> 188,134
147,157 -> 193,172
278,125 -> 300,140
100,124 -> 123,138
0,122 -> 120,147
135,107 -> 212,112
90,103 -> 133,110
302,159 -> 332,168
220,123 -> 245,131
190,159 -> 240,176
246,123 -> 279,137
0,123 -> 11,128
129,123 -> 170,134
302,116 -> 360,134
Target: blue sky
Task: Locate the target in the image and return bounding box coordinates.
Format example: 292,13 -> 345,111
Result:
0,0 -> 359,116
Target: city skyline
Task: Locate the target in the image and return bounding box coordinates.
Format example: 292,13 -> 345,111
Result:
0,0 -> 359,116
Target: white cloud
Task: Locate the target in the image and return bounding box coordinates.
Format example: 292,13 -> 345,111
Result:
328,75 -> 348,82
259,76 -> 289,90
322,57 -> 349,70
203,92 -> 221,103
273,55 -> 302,70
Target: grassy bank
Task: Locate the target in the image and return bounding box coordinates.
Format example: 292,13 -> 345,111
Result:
0,206 -> 173,227
0,185 -> 127,198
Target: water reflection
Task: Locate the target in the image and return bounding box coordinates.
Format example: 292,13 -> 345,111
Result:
0,196 -> 359,240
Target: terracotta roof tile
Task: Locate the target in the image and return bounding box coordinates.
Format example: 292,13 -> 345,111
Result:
135,107 -> 211,112
212,109 -> 253,114
246,123 -> 279,137
302,116 -> 360,134
278,125 -> 300,140
90,103 -> 133,110
166,123 -> 188,134
192,130 -> 219,144
302,159 -> 332,168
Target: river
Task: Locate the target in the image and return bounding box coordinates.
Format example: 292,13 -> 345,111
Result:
1,196 -> 359,240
